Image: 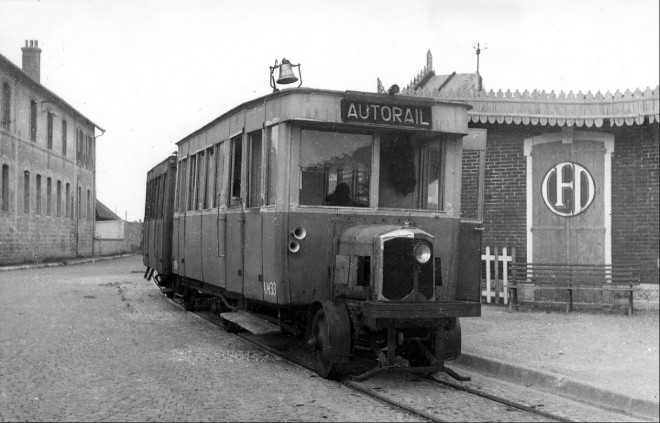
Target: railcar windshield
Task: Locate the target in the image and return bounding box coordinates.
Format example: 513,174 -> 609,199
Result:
378,133 -> 445,211
298,128 -> 447,211
299,129 -> 372,207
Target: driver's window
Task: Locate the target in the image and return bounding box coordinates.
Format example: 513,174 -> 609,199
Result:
378,133 -> 445,210
299,129 -> 371,207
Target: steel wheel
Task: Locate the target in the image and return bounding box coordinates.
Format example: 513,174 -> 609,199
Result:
310,308 -> 340,379
183,289 -> 196,311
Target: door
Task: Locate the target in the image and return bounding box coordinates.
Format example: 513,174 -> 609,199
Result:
456,129 -> 486,302
531,139 -> 607,264
225,135 -> 245,294
526,130 -> 613,303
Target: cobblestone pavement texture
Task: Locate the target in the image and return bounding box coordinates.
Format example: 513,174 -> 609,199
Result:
0,256 -> 422,422
459,304 -> 659,405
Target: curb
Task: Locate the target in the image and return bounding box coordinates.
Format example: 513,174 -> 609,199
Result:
455,352 -> 659,420
0,254 -> 138,272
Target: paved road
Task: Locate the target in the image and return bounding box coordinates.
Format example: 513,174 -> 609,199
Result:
0,256 -> 421,422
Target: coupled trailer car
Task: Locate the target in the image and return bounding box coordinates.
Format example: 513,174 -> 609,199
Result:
143,87 -> 483,380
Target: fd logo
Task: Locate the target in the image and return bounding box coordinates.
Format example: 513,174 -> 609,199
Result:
541,162 -> 595,217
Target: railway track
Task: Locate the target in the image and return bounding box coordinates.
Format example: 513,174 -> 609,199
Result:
183,305 -> 573,422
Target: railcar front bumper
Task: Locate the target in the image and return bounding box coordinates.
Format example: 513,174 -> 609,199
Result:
351,300 -> 479,382
361,300 -> 480,321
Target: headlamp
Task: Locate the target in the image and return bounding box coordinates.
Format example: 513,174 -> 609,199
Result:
413,243 -> 432,264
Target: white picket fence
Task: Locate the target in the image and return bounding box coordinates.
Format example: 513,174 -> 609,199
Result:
481,247 -> 516,304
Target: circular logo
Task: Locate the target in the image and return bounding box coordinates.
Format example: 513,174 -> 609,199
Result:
541,162 -> 595,217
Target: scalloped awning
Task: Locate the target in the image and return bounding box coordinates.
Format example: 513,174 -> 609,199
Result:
402,86 -> 659,128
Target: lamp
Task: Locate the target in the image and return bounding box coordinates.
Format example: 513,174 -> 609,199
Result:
270,58 -> 302,92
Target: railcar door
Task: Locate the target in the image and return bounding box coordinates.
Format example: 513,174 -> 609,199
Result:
243,129 -> 264,302
456,129 -> 486,302
225,134 -> 245,294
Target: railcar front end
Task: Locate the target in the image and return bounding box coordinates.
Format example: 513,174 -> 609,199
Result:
144,88 -> 484,380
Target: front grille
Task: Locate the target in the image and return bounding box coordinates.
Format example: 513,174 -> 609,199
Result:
382,238 -> 434,300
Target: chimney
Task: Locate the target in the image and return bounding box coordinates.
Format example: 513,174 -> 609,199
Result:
21,40 -> 42,83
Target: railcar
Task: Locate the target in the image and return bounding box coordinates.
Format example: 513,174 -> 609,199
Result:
143,87 -> 483,380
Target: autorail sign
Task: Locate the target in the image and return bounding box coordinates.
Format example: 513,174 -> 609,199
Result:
341,98 -> 432,129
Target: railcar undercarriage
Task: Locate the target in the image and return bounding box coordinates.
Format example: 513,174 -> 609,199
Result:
144,269 -> 476,381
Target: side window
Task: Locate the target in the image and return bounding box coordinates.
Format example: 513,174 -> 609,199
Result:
265,126 -> 279,206
144,180 -> 152,220
204,147 -> 215,209
214,142 -> 226,208
56,180 -> 62,217
47,177 -> 52,216
77,186 -> 81,219
65,182 -> 70,218
187,154 -> 197,210
76,129 -> 81,162
154,177 -> 161,219
176,158 -> 188,212
87,189 -> 91,221
24,171 -> 30,213
29,101 -> 37,141
195,151 -> 205,210
247,130 -> 262,208
47,112 -> 54,150
299,129 -> 372,207
61,120 -> 67,156
419,142 -> 444,210
229,135 -> 242,205
1,164 -> 8,211
36,174 -> 42,215
2,82 -> 11,130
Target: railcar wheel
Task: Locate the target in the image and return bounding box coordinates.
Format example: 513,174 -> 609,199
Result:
183,289 -> 196,312
310,308 -> 340,379
164,276 -> 175,299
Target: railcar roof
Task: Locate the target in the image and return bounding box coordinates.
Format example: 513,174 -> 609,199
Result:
175,88 -> 471,146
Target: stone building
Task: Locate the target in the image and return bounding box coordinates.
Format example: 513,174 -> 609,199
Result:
384,51 -> 659,285
0,41 -> 103,265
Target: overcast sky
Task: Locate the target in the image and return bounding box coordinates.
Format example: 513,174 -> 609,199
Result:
1,0 -> 658,221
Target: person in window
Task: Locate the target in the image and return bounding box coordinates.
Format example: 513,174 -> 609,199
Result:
325,182 -> 352,206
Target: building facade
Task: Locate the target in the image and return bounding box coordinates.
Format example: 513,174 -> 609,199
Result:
0,41 -> 102,265
384,51 -> 659,285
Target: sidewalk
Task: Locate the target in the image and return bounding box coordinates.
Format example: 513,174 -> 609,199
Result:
456,304 -> 659,420
0,253 -> 137,272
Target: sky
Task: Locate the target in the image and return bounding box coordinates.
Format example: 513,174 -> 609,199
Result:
1,0 -> 658,221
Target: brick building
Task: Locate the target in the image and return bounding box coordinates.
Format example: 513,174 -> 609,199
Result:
384,51 -> 659,285
0,41 -> 103,265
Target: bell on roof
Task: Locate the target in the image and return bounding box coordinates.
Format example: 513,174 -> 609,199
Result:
269,58 -> 302,92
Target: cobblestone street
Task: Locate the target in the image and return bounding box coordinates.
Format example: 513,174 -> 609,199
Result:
0,256 -> 420,422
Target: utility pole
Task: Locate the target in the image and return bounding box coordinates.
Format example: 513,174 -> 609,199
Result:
473,42 -> 488,73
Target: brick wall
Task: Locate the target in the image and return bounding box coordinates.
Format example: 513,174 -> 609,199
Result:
470,122 -> 659,284
611,122 -> 659,283
473,125 -> 546,263
460,150 -> 480,220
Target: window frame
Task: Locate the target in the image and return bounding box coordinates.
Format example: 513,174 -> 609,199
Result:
298,126 -> 373,209
2,82 -> 11,130
1,164 -> 9,212
61,119 -> 67,156
247,129 -> 263,209
29,100 -> 37,141
47,112 -> 54,150
229,135 -> 243,207
23,171 -> 30,214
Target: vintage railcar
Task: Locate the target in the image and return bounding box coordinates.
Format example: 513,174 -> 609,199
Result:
143,87 -> 483,380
